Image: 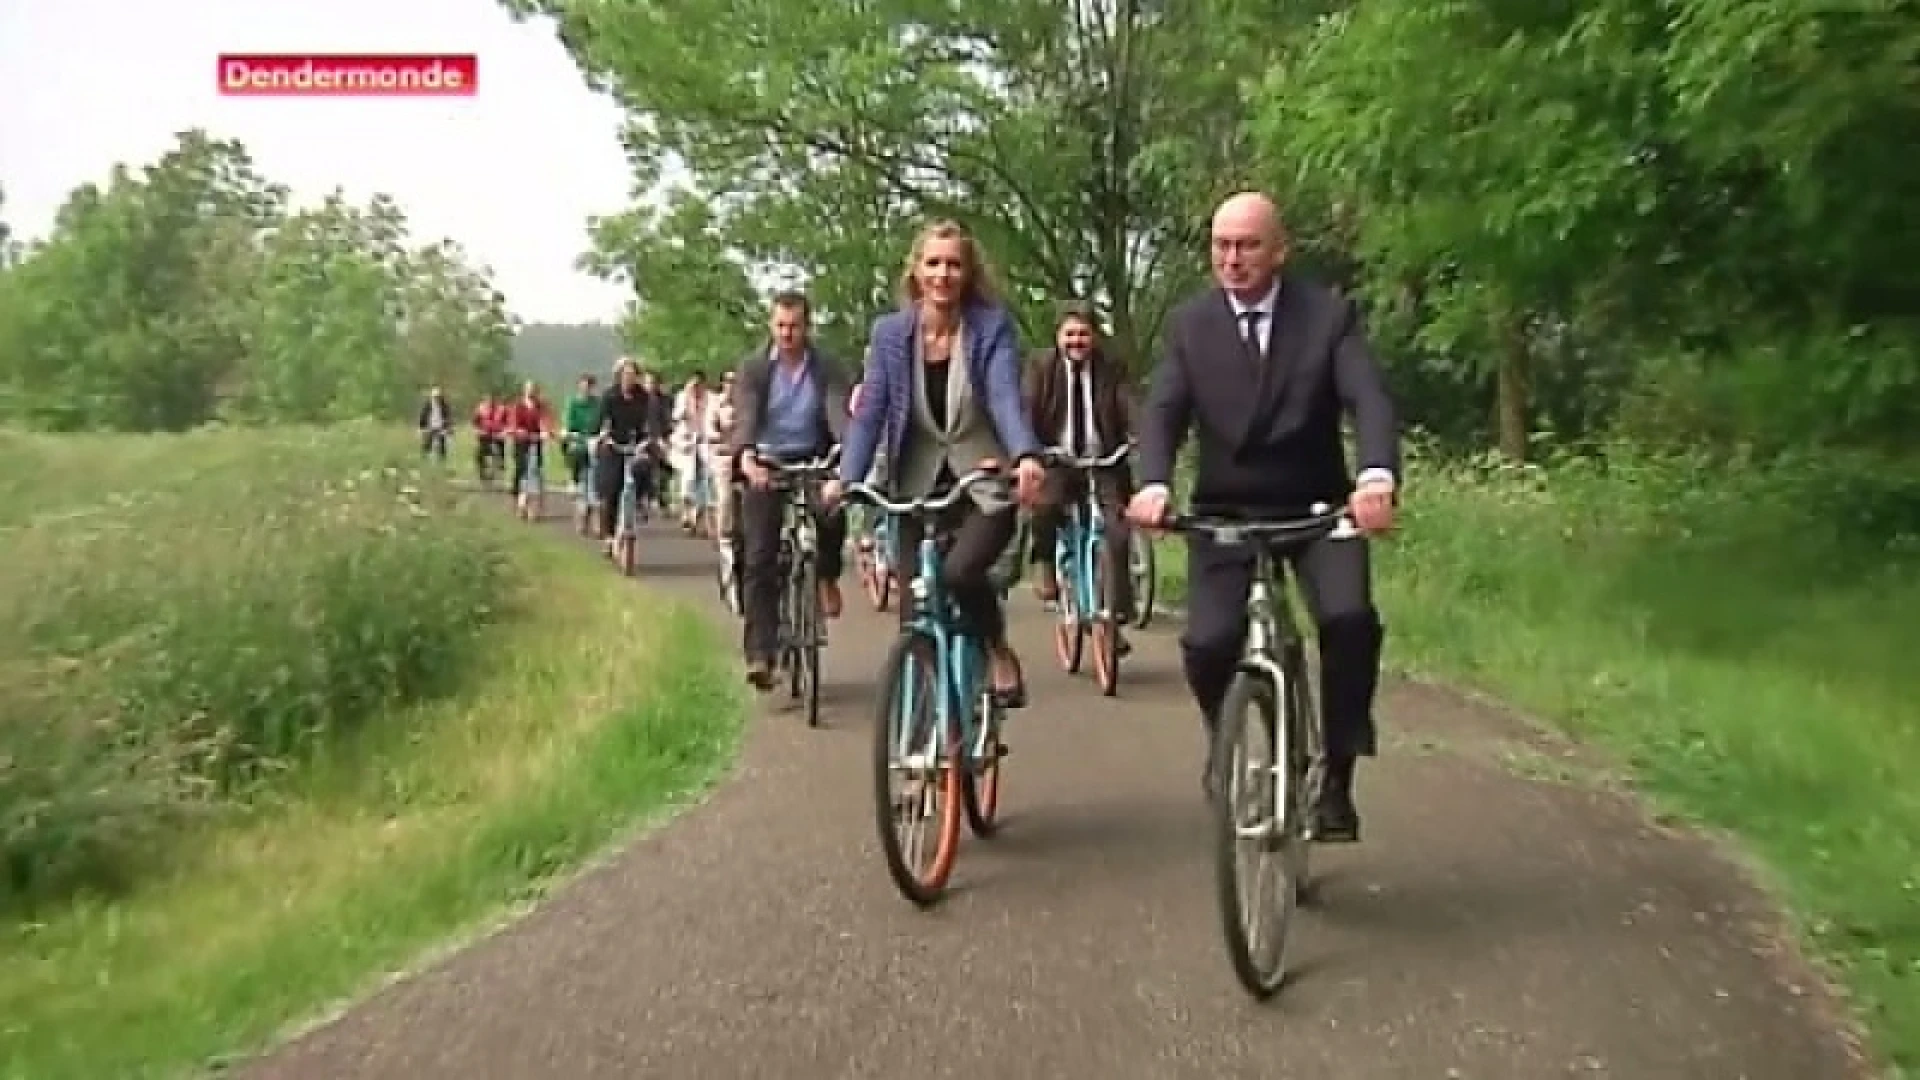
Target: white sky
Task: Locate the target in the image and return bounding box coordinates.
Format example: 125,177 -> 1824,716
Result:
0,0 -> 638,324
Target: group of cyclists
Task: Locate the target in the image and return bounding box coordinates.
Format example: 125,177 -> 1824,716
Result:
429,362 -> 727,537
417,193 -> 1402,989
419,189 -> 1399,858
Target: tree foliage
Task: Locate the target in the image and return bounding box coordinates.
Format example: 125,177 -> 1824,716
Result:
512,320 -> 625,393
1248,0 -> 1920,457
522,0 -> 1918,462
0,130 -> 514,431
507,0 -> 1291,371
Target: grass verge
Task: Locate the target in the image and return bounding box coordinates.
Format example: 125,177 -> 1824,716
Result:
1,428 -> 745,1080
1152,447 -> 1917,1073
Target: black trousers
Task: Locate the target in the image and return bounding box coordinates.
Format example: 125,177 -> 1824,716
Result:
509,439 -> 543,495
565,441 -> 590,488
594,444 -> 659,538
737,481 -> 848,662
1180,531 -> 1384,760
895,500 -> 1020,645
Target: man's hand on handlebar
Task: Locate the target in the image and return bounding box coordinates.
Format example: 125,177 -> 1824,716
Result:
739,449 -> 772,490
1124,486 -> 1171,532
1348,477 -> 1397,534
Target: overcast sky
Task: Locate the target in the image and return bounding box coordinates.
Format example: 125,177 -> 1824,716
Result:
0,0 -> 637,324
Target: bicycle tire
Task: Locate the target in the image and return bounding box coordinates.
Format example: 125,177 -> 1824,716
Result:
873,631 -> 962,907
960,687 -> 1005,837
792,555 -> 822,728
1089,538 -> 1121,697
1131,539 -> 1158,629
1211,668 -> 1306,999
1051,537 -> 1086,674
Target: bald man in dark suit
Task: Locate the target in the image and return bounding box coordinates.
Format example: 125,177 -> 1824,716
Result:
1130,192 -> 1401,841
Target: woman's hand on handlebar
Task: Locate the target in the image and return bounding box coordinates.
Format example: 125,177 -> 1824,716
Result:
1013,456 -> 1046,508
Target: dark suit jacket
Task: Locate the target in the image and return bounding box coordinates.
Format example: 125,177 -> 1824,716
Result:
1139,273 -> 1399,509
729,343 -> 852,458
1022,346 -> 1134,452
839,301 -> 1041,485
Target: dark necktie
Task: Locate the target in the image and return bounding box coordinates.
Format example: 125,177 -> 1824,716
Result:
1239,310 -> 1264,363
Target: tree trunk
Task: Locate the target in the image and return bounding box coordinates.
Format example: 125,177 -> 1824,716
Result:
1495,314 -> 1532,462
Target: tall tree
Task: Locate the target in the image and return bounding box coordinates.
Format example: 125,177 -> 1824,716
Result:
506,0 -> 1284,370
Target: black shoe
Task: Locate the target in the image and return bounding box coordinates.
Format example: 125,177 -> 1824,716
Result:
1310,770 -> 1361,843
745,661 -> 776,692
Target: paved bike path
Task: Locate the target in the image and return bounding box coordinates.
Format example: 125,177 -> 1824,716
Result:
246,518 -> 1869,1079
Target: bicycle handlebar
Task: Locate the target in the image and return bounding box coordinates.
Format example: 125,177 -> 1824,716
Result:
759,444 -> 843,479
843,467 -> 1003,517
1040,443 -> 1133,471
1164,502 -> 1361,544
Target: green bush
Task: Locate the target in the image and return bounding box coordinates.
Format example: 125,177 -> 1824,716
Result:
0,426 -> 518,914
1375,440 -> 1920,1069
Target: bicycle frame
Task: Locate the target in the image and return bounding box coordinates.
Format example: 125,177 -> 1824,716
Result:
572,437 -> 599,509
1169,506 -> 1359,830
852,470 -> 1004,771
603,443 -> 643,536
1056,491 -> 1106,620
522,440 -> 545,495
1047,445 -> 1133,624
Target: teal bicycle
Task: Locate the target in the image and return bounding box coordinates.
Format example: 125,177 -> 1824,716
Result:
1041,443 -> 1134,696
845,467 -> 1010,908
602,440 -> 645,577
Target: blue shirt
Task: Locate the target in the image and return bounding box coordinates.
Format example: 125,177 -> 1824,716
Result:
759,351 -> 822,456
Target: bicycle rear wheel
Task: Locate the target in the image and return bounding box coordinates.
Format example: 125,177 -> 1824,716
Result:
873,632 -> 963,907
716,541 -> 741,613
960,687 -> 1006,837
1051,544 -> 1086,674
858,535 -> 892,612
1211,669 -> 1308,998
1130,539 -> 1158,629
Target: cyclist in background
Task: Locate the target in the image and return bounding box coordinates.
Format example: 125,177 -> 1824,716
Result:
638,369 -> 676,513
594,359 -> 654,555
471,392 -> 508,485
418,385 -> 453,462
561,373 -> 602,495
1024,301 -> 1139,636
728,290 -> 853,691
710,371 -> 739,542
671,369 -> 719,535
506,380 -> 554,515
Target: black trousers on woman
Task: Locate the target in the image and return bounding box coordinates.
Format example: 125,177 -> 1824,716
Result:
894,499 -> 1019,644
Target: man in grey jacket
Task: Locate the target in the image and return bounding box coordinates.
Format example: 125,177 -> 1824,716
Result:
729,291 -> 853,690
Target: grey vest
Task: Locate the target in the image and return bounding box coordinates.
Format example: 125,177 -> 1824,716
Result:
892,325 -> 1012,513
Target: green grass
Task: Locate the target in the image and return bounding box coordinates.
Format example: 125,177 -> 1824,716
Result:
1154,446 -> 1918,1074
0,425 -> 746,1079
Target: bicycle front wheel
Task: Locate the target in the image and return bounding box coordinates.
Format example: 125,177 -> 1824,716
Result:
1089,543 -> 1121,697
1211,669 -> 1306,998
787,558 -> 822,728
873,631 -> 963,907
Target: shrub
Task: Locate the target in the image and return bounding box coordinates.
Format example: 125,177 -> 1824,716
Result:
0,426 -> 518,913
